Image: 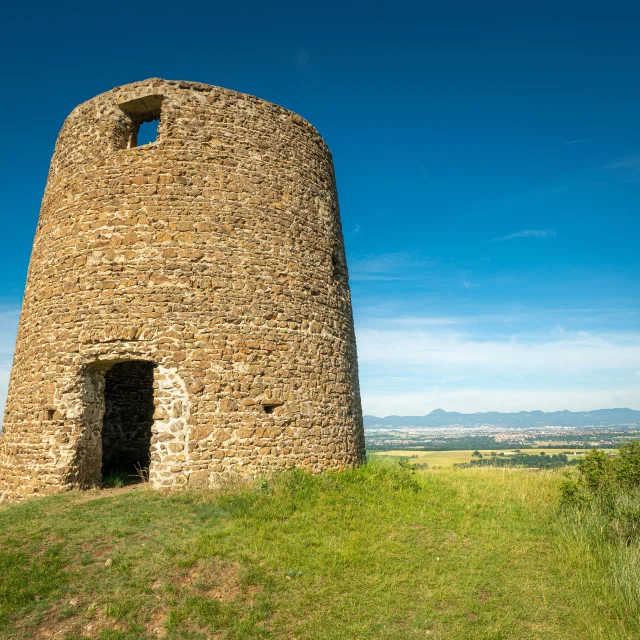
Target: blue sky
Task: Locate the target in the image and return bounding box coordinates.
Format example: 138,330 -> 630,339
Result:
1,1 -> 639,416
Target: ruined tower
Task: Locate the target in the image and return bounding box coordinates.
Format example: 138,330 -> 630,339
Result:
0,79 -> 364,499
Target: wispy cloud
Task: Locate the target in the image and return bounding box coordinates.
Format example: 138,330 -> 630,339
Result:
296,51 -> 309,69
565,139 -> 585,145
349,252 -> 438,282
356,324 -> 640,379
356,318 -> 640,414
603,155 -> 640,182
387,316 -> 467,327
493,229 -> 556,242
349,224 -> 361,235
356,326 -> 640,373
604,156 -> 640,170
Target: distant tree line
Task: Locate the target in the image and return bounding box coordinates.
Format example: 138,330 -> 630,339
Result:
366,434 -> 612,453
457,452 -> 580,469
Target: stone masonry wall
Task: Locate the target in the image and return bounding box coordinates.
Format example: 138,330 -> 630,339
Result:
0,78 -> 365,499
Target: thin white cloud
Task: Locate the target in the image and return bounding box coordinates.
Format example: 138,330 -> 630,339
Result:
349,252 -> 437,282
387,316 -> 467,326
494,229 -> 556,242
356,312 -> 640,413
356,327 -> 640,374
604,155 -> 640,170
349,224 -> 361,235
603,155 -> 640,182
440,375 -> 465,384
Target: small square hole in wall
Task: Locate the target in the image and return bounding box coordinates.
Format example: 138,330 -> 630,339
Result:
263,405 -> 278,414
47,409 -> 55,420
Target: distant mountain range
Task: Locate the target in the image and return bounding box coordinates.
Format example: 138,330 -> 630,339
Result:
363,408 -> 640,429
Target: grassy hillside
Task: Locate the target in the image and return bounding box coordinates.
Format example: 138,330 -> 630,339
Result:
0,463 -> 636,639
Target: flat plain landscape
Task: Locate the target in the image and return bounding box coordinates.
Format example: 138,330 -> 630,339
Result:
376,448 -> 585,467
365,421 -> 640,453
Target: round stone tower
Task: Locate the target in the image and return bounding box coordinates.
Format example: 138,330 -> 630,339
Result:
0,78 -> 364,499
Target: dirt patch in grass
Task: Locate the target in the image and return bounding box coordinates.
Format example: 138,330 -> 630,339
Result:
20,558 -> 267,639
172,559 -> 256,602
17,598 -> 110,640
66,483 -> 146,504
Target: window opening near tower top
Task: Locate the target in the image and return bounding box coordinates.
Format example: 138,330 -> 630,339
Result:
118,93 -> 163,148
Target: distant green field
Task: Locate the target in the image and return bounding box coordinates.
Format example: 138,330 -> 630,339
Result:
375,448 -> 583,467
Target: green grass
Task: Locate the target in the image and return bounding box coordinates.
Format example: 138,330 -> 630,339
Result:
559,502 -> 640,624
102,472 -> 126,489
0,461 -> 636,639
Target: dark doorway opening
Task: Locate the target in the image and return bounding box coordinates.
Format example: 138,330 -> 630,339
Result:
101,361 -> 155,481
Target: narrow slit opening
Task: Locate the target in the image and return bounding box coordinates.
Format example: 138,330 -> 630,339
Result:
332,250 -> 348,282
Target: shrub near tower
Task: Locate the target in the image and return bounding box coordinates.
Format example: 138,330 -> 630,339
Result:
0,79 -> 364,499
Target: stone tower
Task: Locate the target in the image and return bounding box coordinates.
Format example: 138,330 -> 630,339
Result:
0,79 -> 364,499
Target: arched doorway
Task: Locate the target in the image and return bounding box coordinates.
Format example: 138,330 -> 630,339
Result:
101,361 -> 155,479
